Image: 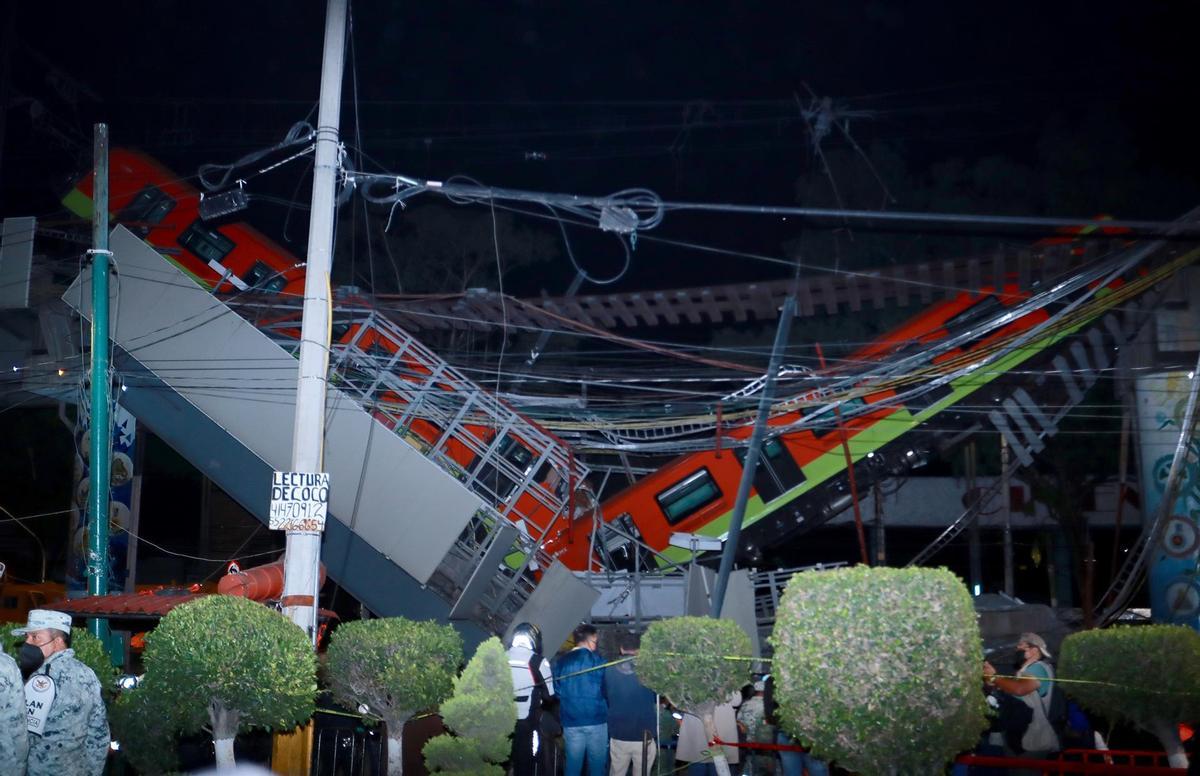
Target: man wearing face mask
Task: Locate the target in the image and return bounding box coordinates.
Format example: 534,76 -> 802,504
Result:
983,632 -> 1060,762
12,609 -> 110,776
1,647 -> 28,775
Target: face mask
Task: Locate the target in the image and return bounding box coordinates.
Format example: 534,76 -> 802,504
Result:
1014,649 -> 1028,666
18,643 -> 45,681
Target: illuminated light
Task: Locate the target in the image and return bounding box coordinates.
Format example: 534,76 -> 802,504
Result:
10,366 -> 17,372
57,369 -> 65,377
866,451 -> 874,459
121,385 -> 128,392
1190,371 -> 1195,380
973,584 -> 981,596
110,741 -> 121,751
905,450 -> 915,457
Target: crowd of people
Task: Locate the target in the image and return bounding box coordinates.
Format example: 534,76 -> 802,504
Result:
506,622 -> 829,776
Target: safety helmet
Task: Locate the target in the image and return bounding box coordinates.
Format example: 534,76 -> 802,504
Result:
510,622 -> 542,653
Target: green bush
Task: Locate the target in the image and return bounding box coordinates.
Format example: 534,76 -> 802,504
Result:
142,596 -> 316,768
326,617 -> 463,776
1060,625 -> 1200,767
638,617 -> 751,775
109,680 -> 179,775
770,566 -> 986,776
424,636 -> 514,773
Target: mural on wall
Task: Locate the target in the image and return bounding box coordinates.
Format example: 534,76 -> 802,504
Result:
67,402 -> 138,597
1135,372 -> 1200,629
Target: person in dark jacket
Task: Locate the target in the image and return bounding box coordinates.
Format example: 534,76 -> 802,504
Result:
605,632 -> 657,775
555,623 -> 608,776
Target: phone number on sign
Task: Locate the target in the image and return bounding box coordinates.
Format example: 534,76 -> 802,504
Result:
268,501 -> 326,531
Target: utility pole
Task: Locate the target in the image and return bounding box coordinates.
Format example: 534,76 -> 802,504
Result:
87,123 -> 111,641
281,0 -> 346,641
872,481 -> 886,566
712,296 -> 795,618
966,441 -> 981,595
1001,435 -> 1014,596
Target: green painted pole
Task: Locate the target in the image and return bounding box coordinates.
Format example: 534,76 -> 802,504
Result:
88,123 -> 111,641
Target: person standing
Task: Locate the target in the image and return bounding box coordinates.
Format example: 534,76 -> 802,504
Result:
508,622 -> 558,776
983,632 -> 1061,759
675,690 -> 741,776
605,632 -> 657,776
0,649 -> 28,775
13,609 -> 109,776
555,623 -> 608,776
763,675 -> 828,776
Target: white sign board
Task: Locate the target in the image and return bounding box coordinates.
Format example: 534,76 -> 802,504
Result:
269,471 -> 330,531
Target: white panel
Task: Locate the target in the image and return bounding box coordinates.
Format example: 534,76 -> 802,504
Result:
507,561 -> 599,653
0,217 -> 35,309
64,226 -> 483,583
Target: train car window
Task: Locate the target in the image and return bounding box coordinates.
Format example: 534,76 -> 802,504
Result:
734,439 -> 807,503
178,220 -> 235,265
242,261 -> 287,293
903,381 -> 955,415
470,434 -> 536,502
118,185 -> 176,226
656,468 -> 721,526
808,398 -> 866,439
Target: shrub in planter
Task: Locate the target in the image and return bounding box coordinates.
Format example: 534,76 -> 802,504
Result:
1060,625 -> 1200,768
109,679 -> 179,775
326,617 -> 463,775
423,637 -> 513,776
142,595 -> 317,769
770,566 -> 986,776
637,616 -> 752,776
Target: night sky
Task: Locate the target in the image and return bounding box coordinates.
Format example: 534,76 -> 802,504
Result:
2,2 -> 1198,595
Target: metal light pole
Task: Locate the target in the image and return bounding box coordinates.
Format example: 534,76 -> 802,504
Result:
281,0 -> 347,641
711,296 -> 796,617
87,123 -> 112,641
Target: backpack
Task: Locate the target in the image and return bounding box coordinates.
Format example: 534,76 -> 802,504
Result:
992,691 -> 1034,753
1045,668 -> 1068,736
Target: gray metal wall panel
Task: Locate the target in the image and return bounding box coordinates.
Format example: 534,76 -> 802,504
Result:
0,217 -> 34,309
505,561 -> 599,655
64,226 -> 482,584
112,354 -> 486,647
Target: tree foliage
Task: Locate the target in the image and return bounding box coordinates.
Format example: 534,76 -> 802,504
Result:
109,680 -> 179,775
1059,625 -> 1200,731
423,636 -> 514,773
636,616 -> 751,713
770,566 -> 986,776
142,596 -> 316,739
325,617 -> 463,731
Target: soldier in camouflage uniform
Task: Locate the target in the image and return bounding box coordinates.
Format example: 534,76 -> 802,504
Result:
13,609 -> 109,776
0,650 -> 28,775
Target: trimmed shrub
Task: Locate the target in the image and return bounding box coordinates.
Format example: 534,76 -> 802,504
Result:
109,679 -> 179,775
638,617 -> 752,776
424,637 -> 514,775
326,617 -> 463,775
770,566 -> 987,776
142,595 -> 317,769
1060,625 -> 1200,768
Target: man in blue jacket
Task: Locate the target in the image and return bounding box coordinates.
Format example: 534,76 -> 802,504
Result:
554,623 -> 608,776
605,632 -> 657,775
